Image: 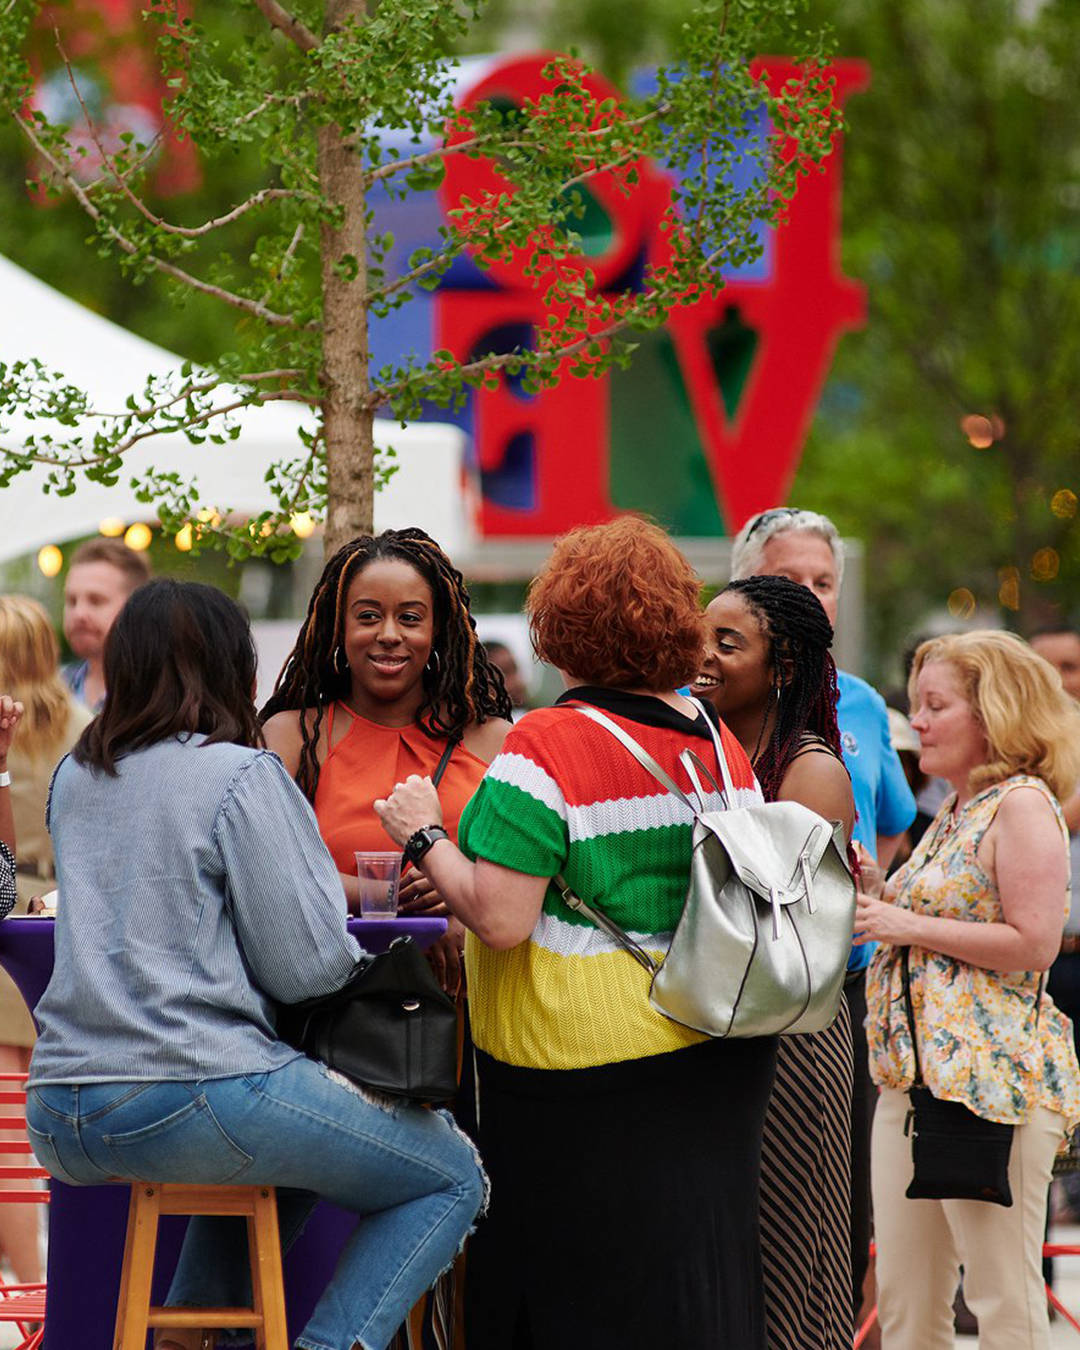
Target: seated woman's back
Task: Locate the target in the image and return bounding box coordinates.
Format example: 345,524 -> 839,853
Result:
35,735 -> 358,1086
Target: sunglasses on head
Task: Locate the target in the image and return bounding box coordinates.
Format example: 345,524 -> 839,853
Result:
744,507 -> 801,539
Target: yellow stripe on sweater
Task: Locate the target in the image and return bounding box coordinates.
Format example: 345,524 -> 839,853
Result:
465,933 -> 707,1070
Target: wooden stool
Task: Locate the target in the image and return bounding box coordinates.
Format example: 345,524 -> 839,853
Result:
113,1182 -> 288,1350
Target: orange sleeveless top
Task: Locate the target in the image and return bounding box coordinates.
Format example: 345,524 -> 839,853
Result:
313,703 -> 489,873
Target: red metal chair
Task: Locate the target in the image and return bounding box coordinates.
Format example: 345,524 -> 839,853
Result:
854,1241 -> 1080,1345
0,1073 -> 48,1350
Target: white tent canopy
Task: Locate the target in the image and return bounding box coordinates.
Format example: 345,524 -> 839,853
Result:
0,255 -> 472,564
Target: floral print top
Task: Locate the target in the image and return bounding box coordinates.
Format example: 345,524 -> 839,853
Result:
866,774 -> 1080,1128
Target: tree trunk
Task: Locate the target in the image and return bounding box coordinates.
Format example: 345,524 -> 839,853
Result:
319,0 -> 373,558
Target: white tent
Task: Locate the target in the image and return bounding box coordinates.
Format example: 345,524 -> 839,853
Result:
0,255 -> 473,563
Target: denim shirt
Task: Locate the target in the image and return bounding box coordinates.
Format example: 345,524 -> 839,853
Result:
29,736 -> 361,1087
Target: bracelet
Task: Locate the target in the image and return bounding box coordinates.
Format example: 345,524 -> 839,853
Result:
0,771 -> 10,789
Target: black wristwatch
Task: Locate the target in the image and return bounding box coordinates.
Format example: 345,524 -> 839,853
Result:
403,824 -> 449,866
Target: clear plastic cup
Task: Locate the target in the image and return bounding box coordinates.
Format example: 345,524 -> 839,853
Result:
355,851 -> 402,919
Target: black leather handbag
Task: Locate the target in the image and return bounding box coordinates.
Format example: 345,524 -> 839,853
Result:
902,949 -> 1014,1206
277,936 -> 459,1104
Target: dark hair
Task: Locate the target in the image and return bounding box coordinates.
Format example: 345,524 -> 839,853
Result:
527,516 -> 704,691
260,528 -> 512,799
722,575 -> 844,802
73,580 -> 262,775
68,536 -> 153,591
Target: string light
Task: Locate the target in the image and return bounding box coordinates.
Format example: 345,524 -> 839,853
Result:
1051,489 -> 1078,519
998,566 -> 1020,611
37,545 -> 63,578
960,414 -> 995,449
1031,547 -> 1060,582
98,517 -> 125,537
175,524 -> 194,553
291,511 -> 316,539
947,588 -> 976,620
124,523 -> 153,552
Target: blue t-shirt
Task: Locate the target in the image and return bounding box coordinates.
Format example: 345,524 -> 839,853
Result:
62,660 -> 103,712
837,669 -> 917,971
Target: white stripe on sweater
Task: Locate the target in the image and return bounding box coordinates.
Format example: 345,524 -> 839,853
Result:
485,752 -> 567,819
565,784 -> 762,841
530,907 -> 675,960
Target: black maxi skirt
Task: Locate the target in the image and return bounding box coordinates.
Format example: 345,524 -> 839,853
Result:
465,1034 -> 779,1350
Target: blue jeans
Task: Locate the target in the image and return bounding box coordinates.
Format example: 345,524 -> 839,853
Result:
26,1057 -> 485,1350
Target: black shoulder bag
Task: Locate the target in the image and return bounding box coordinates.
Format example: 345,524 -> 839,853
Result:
275,738 -> 461,1104
901,947 -> 1015,1206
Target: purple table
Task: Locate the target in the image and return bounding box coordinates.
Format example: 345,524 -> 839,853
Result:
0,915 -> 447,1350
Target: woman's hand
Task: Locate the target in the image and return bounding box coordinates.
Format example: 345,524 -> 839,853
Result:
853,842 -> 885,898
0,696 -> 24,764
426,916 -> 467,998
399,870 -> 447,915
854,892 -> 921,947
374,775 -> 444,849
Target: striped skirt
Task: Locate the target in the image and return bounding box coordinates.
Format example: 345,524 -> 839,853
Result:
759,995 -> 854,1350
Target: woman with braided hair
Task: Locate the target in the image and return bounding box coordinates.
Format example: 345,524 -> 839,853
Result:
262,528 -> 513,991
691,573 -> 856,1350
262,529 -> 511,1349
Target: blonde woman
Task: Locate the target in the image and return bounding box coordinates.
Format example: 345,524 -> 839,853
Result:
856,631 -> 1080,1350
0,598 -> 92,908
0,598 -> 90,1286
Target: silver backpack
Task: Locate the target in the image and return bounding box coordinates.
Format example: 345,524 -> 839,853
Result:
557,702 -> 856,1038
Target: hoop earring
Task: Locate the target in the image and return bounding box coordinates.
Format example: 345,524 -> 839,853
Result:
426,649 -> 442,676
333,645 -> 349,676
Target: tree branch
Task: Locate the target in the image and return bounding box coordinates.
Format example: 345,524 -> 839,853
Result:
15,111 -> 318,331
230,89 -> 315,130
7,388 -> 318,472
368,311 -> 636,412
57,47 -> 322,239
365,103 -> 667,186
251,0 -> 319,52
86,369 -> 306,420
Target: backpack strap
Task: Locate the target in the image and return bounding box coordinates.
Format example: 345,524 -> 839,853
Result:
683,696 -> 738,803
553,873 -> 659,976
556,699 -> 730,976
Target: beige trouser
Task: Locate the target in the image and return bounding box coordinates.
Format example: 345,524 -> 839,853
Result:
871,1085 -> 1064,1350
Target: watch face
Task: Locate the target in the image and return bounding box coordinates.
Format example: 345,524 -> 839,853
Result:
407,829 -> 431,861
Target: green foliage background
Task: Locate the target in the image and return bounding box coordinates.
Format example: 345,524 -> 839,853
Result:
3,0 -> 1079,672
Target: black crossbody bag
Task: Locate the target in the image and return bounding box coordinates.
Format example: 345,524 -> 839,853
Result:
275,738 -> 460,1104
901,947 -> 1015,1206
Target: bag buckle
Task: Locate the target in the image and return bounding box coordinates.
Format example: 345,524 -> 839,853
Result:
402,999 -> 421,1013
800,851 -> 816,914
769,886 -> 787,941
560,881 -> 582,911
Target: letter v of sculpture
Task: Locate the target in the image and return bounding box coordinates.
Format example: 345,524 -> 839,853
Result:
656,59 -> 869,530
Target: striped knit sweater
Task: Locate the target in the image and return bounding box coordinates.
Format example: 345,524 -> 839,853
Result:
460,693 -> 762,1071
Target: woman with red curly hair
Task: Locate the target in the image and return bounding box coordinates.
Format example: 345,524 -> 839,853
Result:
376,516 -> 779,1350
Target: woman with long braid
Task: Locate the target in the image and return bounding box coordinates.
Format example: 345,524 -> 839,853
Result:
262,529 -> 512,973
690,574 -> 856,1350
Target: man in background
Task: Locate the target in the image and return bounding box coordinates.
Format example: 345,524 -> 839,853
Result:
730,506 -> 916,1322
483,639 -> 530,717
62,538 -> 151,710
